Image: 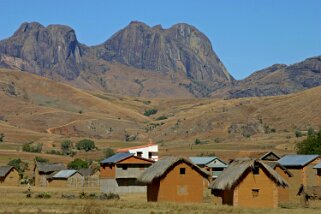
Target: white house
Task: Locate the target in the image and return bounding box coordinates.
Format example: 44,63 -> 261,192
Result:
116,143 -> 158,161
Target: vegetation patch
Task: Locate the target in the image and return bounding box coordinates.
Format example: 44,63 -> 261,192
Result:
144,109 -> 158,116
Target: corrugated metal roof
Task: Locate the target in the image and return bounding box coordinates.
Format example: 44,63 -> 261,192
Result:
278,155 -> 320,167
313,162 -> 321,169
52,170 -> 78,178
189,157 -> 216,165
206,159 -> 228,168
100,152 -> 133,164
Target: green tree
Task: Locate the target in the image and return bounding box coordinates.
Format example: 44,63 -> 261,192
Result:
308,127 -> 315,137
7,158 -> 28,178
67,158 -> 89,170
296,130 -> 321,155
76,139 -> 96,152
104,148 -> 115,158
61,140 -> 74,155
144,109 -> 158,116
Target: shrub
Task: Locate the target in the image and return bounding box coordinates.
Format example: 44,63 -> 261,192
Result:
35,192 -> 51,199
0,133 -> 4,142
104,148 -> 115,158
22,142 -> 42,153
100,193 -> 120,200
35,156 -> 49,163
194,138 -> 201,145
67,158 -> 89,170
296,130 -> 321,155
295,130 -> 303,138
308,127 -> 315,137
61,140 -> 74,155
156,116 -> 168,120
144,109 -> 158,116
8,158 -> 28,177
76,139 -> 96,152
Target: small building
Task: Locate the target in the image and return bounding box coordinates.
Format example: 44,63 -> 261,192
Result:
313,162 -> 321,185
0,166 -> 19,186
190,156 -> 228,179
34,162 -> 65,187
116,143 -> 158,161
79,168 -> 100,187
278,154 -> 321,201
259,151 -> 281,161
100,152 -> 154,193
210,159 -> 288,208
138,157 -> 210,203
48,170 -> 84,188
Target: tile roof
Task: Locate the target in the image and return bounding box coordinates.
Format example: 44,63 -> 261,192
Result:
278,155 -> 320,167
100,152 -> 133,164
52,170 -> 78,179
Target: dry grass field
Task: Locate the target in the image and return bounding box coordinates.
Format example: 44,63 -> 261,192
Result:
0,186 -> 321,214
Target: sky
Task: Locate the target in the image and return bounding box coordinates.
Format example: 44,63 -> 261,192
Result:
0,0 -> 320,80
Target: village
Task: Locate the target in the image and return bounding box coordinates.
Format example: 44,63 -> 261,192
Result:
1,142 -> 321,210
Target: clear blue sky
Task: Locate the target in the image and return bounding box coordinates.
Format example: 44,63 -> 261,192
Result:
0,0 -> 320,80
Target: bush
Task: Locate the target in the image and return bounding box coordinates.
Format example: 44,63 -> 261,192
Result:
35,156 -> 49,163
76,139 -> 96,152
295,130 -> 303,138
22,142 -> 42,153
8,158 -> 28,177
100,193 -> 120,200
61,140 -> 74,155
156,116 -> 168,120
297,130 -> 321,155
35,192 -> 51,199
67,158 -> 89,170
46,150 -> 62,155
0,133 -> 4,142
104,148 -> 115,158
308,127 -> 315,137
144,109 -> 158,116
194,138 -> 202,145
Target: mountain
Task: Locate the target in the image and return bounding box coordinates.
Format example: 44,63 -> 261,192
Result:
0,21 -> 234,97
211,56 -> 321,98
0,22 -> 85,80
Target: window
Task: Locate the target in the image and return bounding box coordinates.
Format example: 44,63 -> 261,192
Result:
252,189 -> 259,198
137,151 -> 143,157
122,165 -> 128,170
180,168 -> 186,175
317,169 -> 321,176
148,152 -> 152,159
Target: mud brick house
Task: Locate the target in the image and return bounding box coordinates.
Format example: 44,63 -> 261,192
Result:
34,162 -> 65,187
100,152 -> 154,193
79,168 -> 100,187
48,169 -> 84,188
138,157 -> 210,203
190,156 -> 228,179
278,155 -> 321,201
210,159 -> 288,208
116,143 -> 158,161
0,166 -> 19,186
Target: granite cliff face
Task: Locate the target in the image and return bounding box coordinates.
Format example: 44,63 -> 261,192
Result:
93,21 -> 233,93
0,22 -> 84,80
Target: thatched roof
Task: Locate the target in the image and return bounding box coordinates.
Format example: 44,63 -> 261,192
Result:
36,162 -> 65,173
138,157 -> 209,184
0,166 -> 15,178
265,161 -> 293,177
210,159 -> 288,190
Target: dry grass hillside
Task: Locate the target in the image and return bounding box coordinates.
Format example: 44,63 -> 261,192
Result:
1,68 -> 321,165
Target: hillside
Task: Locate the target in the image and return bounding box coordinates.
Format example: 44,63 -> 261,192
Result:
211,56 -> 321,98
1,69 -> 321,163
